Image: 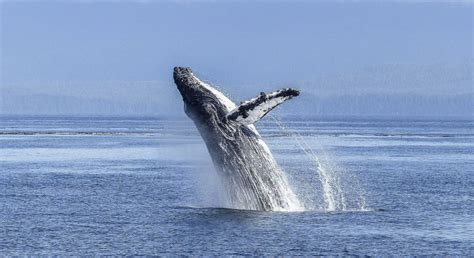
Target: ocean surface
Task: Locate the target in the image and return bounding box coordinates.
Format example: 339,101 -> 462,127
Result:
1,116 -> 472,255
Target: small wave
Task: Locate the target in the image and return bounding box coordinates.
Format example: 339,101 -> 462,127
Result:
174,205 -> 380,214
262,131 -> 472,138
174,204 -> 306,213
0,131 -> 148,136
174,205 -> 264,212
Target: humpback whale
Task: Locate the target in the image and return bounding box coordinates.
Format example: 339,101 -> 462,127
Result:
173,67 -> 301,211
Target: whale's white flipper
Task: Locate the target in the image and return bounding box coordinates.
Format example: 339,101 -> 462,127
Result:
226,88 -> 300,125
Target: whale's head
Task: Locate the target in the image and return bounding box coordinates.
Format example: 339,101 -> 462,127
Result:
173,67 -> 235,129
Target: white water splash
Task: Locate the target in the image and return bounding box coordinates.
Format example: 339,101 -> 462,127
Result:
270,116 -> 367,212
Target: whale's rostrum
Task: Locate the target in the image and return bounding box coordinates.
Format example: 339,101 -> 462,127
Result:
173,67 -> 302,211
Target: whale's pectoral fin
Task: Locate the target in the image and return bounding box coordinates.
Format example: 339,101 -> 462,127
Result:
226,88 -> 300,125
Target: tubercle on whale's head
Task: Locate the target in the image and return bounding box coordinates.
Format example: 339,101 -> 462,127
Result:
173,67 -> 199,103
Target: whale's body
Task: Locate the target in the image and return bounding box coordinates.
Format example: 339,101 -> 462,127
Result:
173,67 -> 301,211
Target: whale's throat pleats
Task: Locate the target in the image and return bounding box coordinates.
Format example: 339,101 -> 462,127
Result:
212,124 -> 302,211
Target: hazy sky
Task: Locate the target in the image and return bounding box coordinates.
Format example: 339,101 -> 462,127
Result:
0,1 -> 472,114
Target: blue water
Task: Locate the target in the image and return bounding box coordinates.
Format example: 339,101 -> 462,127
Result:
1,116 -> 473,255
